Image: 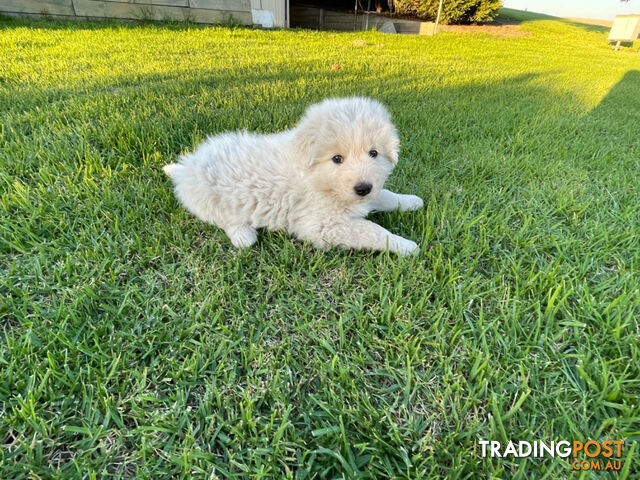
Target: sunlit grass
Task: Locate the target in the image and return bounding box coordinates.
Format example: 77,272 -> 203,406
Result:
1,9 -> 639,478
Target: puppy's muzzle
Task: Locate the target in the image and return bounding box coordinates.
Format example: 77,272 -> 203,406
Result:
354,182 -> 373,197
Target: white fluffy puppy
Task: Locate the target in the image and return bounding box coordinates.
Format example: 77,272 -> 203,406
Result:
163,97 -> 423,254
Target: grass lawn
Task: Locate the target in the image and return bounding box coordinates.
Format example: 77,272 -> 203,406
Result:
1,8 -> 639,479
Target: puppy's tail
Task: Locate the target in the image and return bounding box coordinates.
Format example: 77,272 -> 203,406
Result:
162,163 -> 182,177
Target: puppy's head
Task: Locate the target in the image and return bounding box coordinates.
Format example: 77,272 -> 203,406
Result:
294,97 -> 399,205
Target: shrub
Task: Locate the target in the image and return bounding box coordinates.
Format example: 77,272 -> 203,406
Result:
393,0 -> 502,24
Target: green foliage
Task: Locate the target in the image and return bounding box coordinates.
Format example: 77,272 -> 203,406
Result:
1,9 -> 640,479
394,0 -> 503,24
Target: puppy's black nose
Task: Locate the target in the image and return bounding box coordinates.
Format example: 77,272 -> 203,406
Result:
354,182 -> 373,197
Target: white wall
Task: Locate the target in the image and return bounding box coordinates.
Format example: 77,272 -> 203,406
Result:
251,0 -> 288,27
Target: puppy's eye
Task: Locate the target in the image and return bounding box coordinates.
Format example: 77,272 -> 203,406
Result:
369,149 -> 378,158
332,154 -> 343,164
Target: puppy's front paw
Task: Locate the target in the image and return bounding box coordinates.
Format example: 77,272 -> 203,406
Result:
390,236 -> 419,256
399,194 -> 424,212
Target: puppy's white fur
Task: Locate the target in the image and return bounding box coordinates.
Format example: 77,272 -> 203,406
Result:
163,97 -> 423,254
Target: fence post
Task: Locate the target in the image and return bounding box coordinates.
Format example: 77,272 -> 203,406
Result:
435,0 -> 444,34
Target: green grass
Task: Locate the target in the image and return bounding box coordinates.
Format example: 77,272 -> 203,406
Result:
1,8 -> 639,479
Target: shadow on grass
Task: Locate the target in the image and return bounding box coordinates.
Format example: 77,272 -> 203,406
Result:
579,69 -> 640,161
496,8 -> 610,34
1,68 -> 560,174
587,69 -> 640,120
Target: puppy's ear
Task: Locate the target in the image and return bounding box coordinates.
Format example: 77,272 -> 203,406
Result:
385,124 -> 400,166
293,124 -> 318,167
293,105 -> 325,167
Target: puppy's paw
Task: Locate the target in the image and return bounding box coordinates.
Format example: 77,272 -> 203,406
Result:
399,194 -> 424,212
390,236 -> 419,256
228,226 -> 257,248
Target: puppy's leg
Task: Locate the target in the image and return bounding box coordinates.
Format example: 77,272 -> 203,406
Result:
367,189 -> 424,213
322,219 -> 418,255
225,225 -> 257,248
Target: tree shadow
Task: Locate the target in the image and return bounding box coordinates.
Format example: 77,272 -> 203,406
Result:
1,66 -> 554,169
494,8 -> 610,34
578,69 -> 640,160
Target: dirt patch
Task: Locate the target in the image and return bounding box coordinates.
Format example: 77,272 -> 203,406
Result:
439,24 -> 530,37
